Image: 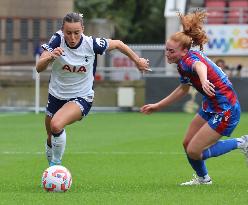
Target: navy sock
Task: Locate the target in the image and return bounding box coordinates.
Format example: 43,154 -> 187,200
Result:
46,139 -> 52,148
51,129 -> 64,137
202,139 -> 237,160
186,155 -> 208,177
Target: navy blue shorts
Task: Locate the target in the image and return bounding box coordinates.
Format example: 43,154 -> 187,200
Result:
46,93 -> 92,118
198,102 -> 241,136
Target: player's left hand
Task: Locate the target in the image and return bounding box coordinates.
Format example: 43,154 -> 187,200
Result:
202,79 -> 215,97
51,47 -> 64,58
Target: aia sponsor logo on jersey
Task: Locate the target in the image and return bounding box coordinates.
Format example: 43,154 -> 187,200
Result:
62,65 -> 86,73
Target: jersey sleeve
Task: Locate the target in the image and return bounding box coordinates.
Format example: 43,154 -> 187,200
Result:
182,54 -> 200,73
92,37 -> 109,55
179,75 -> 191,84
41,33 -> 61,52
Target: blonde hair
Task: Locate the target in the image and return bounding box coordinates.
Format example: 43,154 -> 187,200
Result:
170,11 -> 208,51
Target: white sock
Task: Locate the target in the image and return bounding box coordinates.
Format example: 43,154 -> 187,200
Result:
51,129 -> 66,164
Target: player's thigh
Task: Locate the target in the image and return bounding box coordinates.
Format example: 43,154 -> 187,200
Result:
183,114 -> 206,149
51,102 -> 82,132
187,123 -> 221,158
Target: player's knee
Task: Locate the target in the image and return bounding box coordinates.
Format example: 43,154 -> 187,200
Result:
50,119 -> 63,134
186,147 -> 201,160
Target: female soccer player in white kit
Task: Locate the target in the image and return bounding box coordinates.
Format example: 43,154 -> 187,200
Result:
36,12 -> 150,166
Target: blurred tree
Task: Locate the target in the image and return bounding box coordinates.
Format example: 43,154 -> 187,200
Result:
75,0 -> 165,44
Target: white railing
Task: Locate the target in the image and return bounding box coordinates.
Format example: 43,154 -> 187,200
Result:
1,65 -> 248,81
0,65 -> 247,113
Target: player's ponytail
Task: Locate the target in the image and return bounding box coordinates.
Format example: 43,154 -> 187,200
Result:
170,10 -> 208,51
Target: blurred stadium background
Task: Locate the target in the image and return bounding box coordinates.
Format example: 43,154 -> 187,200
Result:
0,0 -> 247,113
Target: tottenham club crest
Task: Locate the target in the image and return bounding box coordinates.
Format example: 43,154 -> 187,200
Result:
84,56 -> 89,62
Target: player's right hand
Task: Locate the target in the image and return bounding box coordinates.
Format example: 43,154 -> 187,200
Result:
51,47 -> 64,58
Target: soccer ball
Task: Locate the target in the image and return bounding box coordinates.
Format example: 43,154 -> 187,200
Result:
41,165 -> 72,192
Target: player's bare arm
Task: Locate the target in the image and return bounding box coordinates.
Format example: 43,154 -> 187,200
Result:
193,61 -> 215,97
36,47 -> 64,73
107,39 -> 150,72
36,51 -> 54,73
140,84 -> 190,114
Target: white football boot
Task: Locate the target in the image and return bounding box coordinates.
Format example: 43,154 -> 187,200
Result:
239,135 -> 248,163
180,174 -> 212,186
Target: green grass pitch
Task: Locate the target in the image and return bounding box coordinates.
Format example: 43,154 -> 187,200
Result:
0,112 -> 247,205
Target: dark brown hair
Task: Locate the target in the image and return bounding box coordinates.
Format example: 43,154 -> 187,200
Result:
62,12 -> 84,29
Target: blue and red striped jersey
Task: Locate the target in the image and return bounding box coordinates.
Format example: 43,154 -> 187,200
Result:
177,50 -> 238,113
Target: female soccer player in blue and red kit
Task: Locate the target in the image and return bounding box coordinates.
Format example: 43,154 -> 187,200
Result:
140,11 -> 248,185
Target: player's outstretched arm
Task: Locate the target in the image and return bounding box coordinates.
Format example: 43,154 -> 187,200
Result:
140,84 -> 190,114
107,39 -> 150,72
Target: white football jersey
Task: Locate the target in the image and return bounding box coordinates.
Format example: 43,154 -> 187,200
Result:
42,30 -> 109,101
